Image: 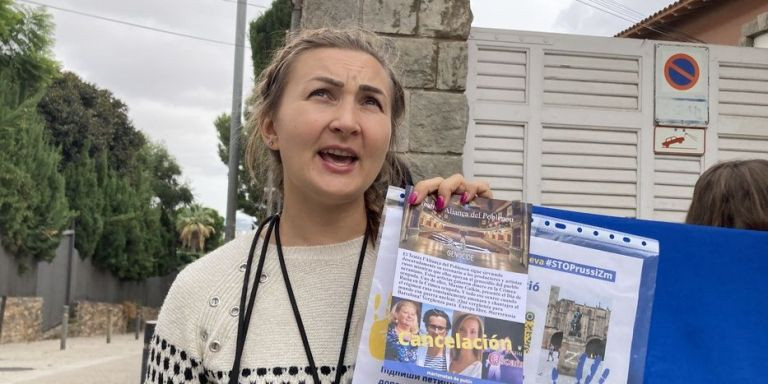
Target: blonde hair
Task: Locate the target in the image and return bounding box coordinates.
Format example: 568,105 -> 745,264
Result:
389,299 -> 420,334
451,314 -> 484,361
244,28 -> 407,240
686,159 -> 768,231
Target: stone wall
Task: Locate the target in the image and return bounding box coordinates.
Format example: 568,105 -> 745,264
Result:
67,300 -> 160,337
301,0 -> 471,180
69,301 -> 123,337
0,297 -> 161,342
69,300 -> 154,336
0,297 -> 160,344
0,296 -> 43,343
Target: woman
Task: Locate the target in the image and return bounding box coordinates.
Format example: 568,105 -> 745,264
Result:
144,29 -> 491,384
449,314 -> 484,378
686,159 -> 768,231
384,299 -> 420,363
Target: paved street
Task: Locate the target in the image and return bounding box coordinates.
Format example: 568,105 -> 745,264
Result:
0,333 -> 143,384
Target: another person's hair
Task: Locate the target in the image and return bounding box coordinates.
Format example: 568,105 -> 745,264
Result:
451,314 -> 484,361
686,159 -> 768,231
423,308 -> 452,331
389,299 -> 420,334
244,28 -> 407,240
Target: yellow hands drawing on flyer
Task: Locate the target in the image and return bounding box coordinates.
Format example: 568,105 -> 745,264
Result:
368,292 -> 392,360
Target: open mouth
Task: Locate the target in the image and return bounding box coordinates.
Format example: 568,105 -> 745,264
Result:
318,148 -> 358,166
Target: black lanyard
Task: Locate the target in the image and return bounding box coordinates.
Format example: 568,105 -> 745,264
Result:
229,215 -> 369,384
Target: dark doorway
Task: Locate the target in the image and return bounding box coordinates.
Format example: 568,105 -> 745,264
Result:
585,338 -> 606,359
550,331 -> 563,349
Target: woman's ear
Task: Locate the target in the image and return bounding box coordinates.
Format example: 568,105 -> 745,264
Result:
260,117 -> 278,150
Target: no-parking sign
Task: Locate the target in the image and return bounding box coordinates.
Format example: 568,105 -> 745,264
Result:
655,45 -> 709,127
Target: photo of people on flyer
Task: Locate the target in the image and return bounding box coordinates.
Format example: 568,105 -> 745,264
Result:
384,298 -> 525,384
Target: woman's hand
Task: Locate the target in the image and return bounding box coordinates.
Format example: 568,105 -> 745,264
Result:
407,174 -> 492,210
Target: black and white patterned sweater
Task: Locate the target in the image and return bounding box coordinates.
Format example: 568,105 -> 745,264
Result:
144,231 -> 377,384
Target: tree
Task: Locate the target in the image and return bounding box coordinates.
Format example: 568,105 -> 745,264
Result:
142,143 -> 193,213
0,89 -> 71,265
0,0 -> 70,267
215,113 -> 265,218
37,71 -> 157,278
203,207 -> 225,253
139,143 -> 193,275
2,2 -> 206,277
215,0 -> 291,220
62,144 -> 105,259
93,164 -> 163,280
38,71 -> 146,171
0,0 -> 58,101
36,69 -> 197,278
176,204 -> 218,253
249,0 -> 292,79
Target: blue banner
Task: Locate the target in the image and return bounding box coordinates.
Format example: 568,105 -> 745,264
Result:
534,206 -> 768,384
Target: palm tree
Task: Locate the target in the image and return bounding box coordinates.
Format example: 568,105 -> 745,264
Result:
176,204 -> 216,252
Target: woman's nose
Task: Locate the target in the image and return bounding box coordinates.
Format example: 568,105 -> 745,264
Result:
329,100 -> 360,136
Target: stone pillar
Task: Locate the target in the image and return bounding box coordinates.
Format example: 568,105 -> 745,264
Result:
301,0 -> 472,181
740,12 -> 768,48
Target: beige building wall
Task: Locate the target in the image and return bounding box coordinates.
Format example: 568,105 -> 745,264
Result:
632,0 -> 768,46
674,0 -> 768,45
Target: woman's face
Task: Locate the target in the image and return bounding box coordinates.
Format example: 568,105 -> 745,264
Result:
458,317 -> 480,339
264,47 -> 393,207
396,303 -> 418,329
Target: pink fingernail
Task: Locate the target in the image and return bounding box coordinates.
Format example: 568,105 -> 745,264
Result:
408,191 -> 419,205
460,192 -> 469,204
436,196 -> 446,211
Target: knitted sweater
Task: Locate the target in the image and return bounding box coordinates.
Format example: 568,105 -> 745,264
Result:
144,231 -> 377,384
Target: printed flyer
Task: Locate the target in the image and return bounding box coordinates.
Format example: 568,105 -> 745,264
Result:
353,187 -> 532,384
524,215 -> 659,384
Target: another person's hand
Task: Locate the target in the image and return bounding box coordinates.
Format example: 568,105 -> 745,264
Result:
407,174 -> 492,210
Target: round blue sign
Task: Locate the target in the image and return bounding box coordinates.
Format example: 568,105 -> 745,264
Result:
664,53 -> 699,91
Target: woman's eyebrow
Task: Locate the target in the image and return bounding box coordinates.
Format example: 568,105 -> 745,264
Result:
310,76 -> 343,87
360,84 -> 384,96
310,76 -> 385,96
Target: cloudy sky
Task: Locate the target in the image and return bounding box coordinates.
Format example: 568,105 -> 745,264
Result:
23,0 -> 675,227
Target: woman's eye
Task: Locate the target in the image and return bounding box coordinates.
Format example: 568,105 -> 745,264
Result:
363,96 -> 382,109
309,89 -> 330,98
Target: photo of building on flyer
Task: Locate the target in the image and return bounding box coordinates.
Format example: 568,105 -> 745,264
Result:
400,195 -> 530,274
536,286 -> 611,383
